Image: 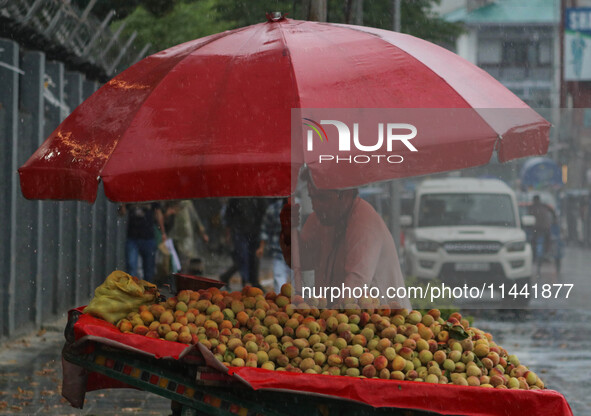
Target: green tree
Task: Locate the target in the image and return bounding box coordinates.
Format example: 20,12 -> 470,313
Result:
108,0 -> 462,53
363,0 -> 463,45
73,0 -> 178,20
331,0 -> 463,45
111,0 -> 234,52
72,0 -> 139,21
215,0 -> 305,27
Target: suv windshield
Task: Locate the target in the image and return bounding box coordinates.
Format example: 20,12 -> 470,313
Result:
417,193 -> 516,227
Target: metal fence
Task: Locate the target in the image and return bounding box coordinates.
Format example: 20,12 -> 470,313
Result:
0,37 -> 127,341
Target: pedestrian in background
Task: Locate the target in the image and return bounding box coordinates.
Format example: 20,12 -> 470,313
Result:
566,195 -> 579,245
256,198 -> 291,293
222,198 -> 267,288
528,195 -> 555,260
154,201 -> 182,284
118,203 -> 166,283
169,200 -> 209,273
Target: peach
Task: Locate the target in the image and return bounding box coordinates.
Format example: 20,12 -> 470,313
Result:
377,368 -> 390,379
362,364 -> 377,378
373,355 -> 388,371
117,319 -> 133,333
178,331 -> 192,344
490,375 -> 506,387
433,350 -> 446,365
359,352 -> 374,367
390,355 -> 406,372
473,343 -> 490,358
402,338 -> 416,350
145,330 -> 159,339
327,354 -> 343,367
377,338 -> 392,352
383,347 -> 397,361
344,356 -> 359,368
345,368 -> 360,377
406,310 -> 422,325
132,325 -> 149,336
165,331 -> 179,342
157,324 -> 171,337
398,347 -> 414,361
159,310 -> 174,325
350,344 -> 364,358
390,370 -> 405,381
380,327 -> 396,340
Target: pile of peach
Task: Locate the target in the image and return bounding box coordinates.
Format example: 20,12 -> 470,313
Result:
115,284 -> 543,389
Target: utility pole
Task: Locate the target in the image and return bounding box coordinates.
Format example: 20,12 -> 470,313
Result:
345,0 -> 364,25
390,0 -> 403,254
393,0 -> 401,32
308,0 -> 327,22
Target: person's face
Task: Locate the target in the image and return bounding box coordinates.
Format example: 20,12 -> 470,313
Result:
307,182 -> 344,226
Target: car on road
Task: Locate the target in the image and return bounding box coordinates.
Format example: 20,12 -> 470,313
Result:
401,178 -> 534,286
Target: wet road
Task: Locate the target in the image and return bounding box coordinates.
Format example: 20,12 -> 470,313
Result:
0,247 -> 590,415
460,245 -> 591,415
467,308 -> 591,415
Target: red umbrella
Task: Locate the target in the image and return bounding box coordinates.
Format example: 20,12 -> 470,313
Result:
19,15 -> 550,203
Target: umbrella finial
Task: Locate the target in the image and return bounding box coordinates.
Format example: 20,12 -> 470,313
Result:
266,11 -> 286,22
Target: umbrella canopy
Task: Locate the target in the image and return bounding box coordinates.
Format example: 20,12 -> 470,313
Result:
19,16 -> 550,203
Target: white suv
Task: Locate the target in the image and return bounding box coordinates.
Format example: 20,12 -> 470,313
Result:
402,178 -> 533,286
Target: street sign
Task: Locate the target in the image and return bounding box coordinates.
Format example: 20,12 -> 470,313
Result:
565,8 -> 591,81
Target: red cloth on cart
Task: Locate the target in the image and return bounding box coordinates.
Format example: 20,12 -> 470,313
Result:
230,367 -> 572,416
69,310 -> 573,416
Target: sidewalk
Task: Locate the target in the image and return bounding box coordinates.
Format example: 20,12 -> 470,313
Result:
0,320 -> 172,415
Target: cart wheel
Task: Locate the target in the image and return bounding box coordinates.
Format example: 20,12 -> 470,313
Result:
171,402 -> 199,416
171,400 -> 199,416
170,400 -> 182,416
180,406 -> 199,416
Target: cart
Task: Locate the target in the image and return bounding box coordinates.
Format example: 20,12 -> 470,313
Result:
65,309 -> 461,416
61,277 -> 574,416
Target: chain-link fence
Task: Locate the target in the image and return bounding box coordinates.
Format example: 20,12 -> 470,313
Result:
0,0 -> 150,80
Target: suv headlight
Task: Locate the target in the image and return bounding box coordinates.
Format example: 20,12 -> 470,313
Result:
416,240 -> 439,252
505,240 -> 526,252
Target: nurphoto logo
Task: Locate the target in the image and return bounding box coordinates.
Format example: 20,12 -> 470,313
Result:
302,118 -> 418,164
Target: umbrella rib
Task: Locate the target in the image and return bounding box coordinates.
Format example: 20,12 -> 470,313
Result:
275,20 -> 303,112
274,19 -> 305,182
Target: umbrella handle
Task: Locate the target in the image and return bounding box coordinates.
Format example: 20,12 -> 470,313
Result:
291,226 -> 303,294
285,197 -> 302,294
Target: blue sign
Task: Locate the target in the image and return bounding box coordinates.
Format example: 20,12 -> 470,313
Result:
520,157 -> 563,190
565,8 -> 591,80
